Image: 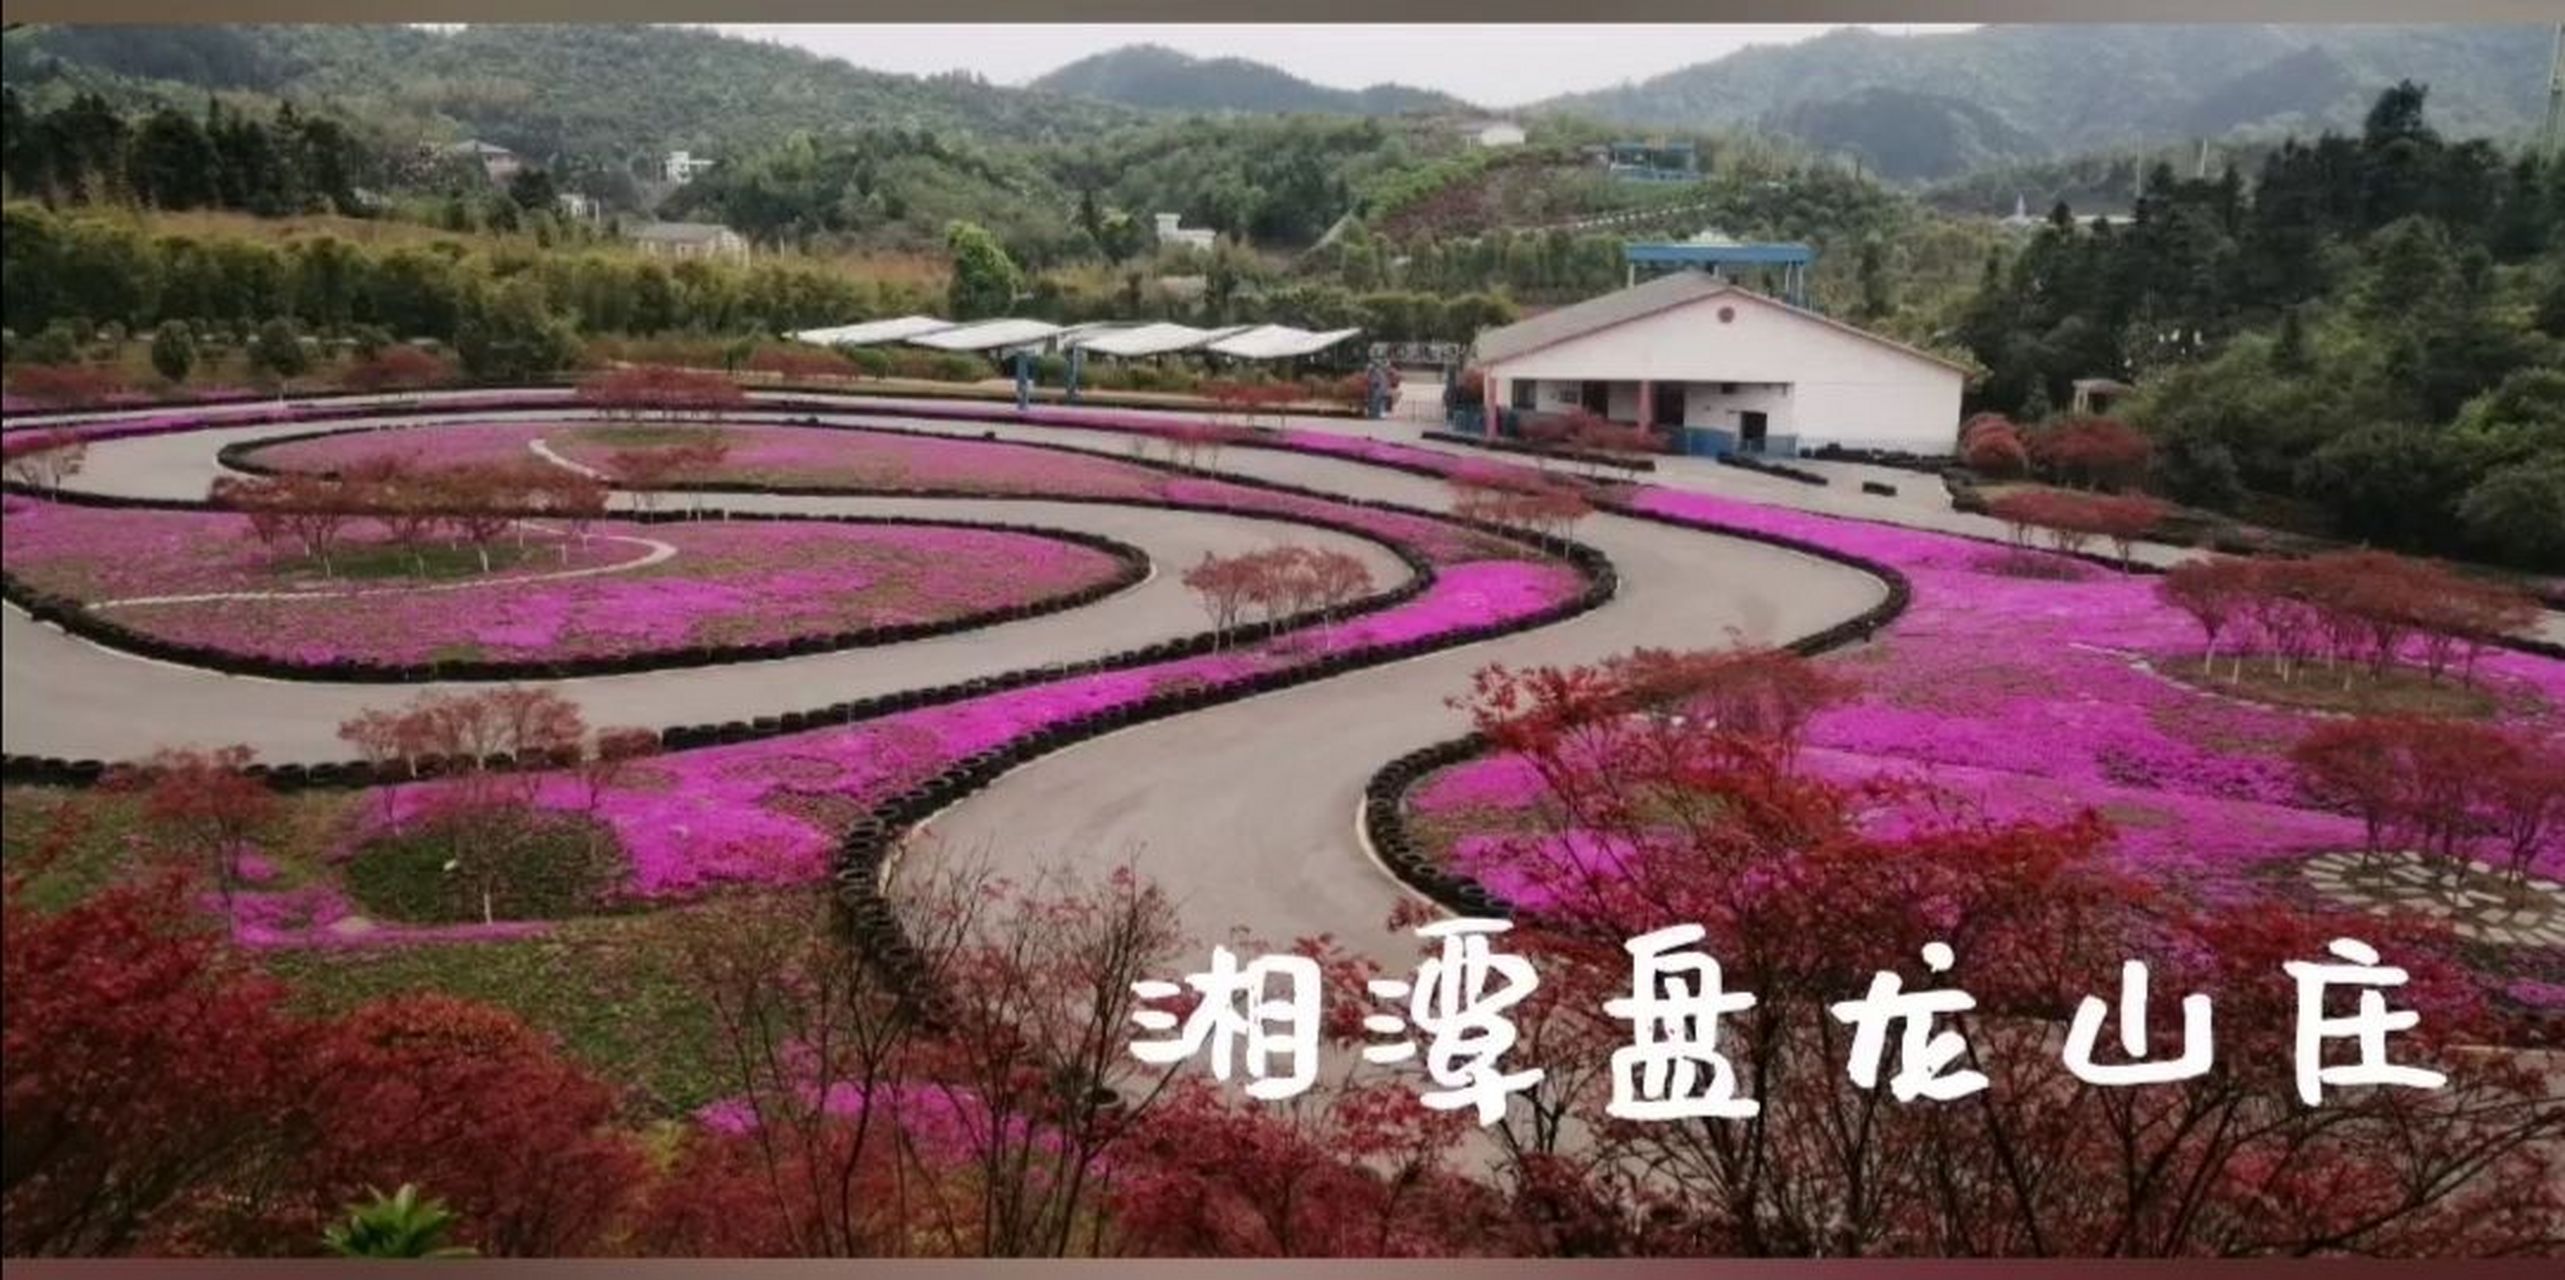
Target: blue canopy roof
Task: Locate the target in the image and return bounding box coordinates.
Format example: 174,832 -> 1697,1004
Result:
1623,241 -> 1815,267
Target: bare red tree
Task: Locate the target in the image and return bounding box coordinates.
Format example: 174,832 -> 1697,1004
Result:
2,429 -> 88,493
104,746 -> 279,910
2157,557 -> 2256,670
1182,551 -> 1261,645
1447,652 -> 2563,1257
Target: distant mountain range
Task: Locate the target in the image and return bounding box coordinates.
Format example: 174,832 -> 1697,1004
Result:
8,24 -> 2548,190
1527,25 -> 2550,179
1025,27 -> 2550,181
1,24 -> 1144,163
1029,44 -> 1468,119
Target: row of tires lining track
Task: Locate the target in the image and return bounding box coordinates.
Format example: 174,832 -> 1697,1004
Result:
2,392 -> 1909,1018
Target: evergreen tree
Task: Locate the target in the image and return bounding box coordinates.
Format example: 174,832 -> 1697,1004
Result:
943,219 -> 1022,320
454,276 -> 577,382
125,109 -> 221,210
249,316 -> 310,380
149,319 -> 196,385
1855,236 -> 1893,323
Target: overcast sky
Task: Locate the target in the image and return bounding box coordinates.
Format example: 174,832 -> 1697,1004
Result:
707,25 -> 1980,108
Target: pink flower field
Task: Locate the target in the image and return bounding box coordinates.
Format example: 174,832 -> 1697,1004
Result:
82,402 -> 2554,984
1388,464 -> 2565,1005
242,420 -> 1174,499
237,420 -> 1532,564
3,498 -> 1132,665
223,543 -> 1592,943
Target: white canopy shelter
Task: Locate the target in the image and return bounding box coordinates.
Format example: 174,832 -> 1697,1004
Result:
1068,323 -> 1248,358
789,315 -> 955,347
1204,325 -> 1365,361
908,319 -> 1066,352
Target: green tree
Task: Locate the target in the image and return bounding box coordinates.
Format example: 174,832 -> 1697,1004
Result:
292,236 -> 361,334
1855,236 -> 1894,323
321,1184 -> 477,1259
943,219 -> 1022,321
506,166 -> 559,211
149,319 -> 196,385
249,317 -> 310,380
2294,420 -> 2480,551
453,276 -> 577,382
2458,456 -> 2565,569
126,108 -> 222,211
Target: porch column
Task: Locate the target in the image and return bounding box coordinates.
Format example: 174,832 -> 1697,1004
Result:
1636,378 -> 1652,429
1483,369 -> 1500,439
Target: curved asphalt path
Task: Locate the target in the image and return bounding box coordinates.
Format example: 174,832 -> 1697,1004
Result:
4,410 -> 1411,761
8,396 -> 1881,963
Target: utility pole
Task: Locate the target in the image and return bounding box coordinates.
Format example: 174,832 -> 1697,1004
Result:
2545,23 -> 2565,159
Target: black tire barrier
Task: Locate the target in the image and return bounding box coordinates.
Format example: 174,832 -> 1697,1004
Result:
1351,494 -> 1919,919
0,378 -> 1371,431
0,503 -> 1154,684
8,393 -> 1627,791
822,526 -> 1621,1016
1806,443 -> 1956,475
1862,481 -> 1898,498
23,390 -> 2561,1008
1719,453 -> 1830,486
1419,430 -> 1658,474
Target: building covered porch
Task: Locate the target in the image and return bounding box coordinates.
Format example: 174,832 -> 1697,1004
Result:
1494,374 -> 1798,457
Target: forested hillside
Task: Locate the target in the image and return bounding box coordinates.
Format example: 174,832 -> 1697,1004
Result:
3,26 -> 2556,568
1029,44 -> 1462,117
1959,85 -> 2563,568
2,25 -> 1141,164
1537,25 -> 2549,181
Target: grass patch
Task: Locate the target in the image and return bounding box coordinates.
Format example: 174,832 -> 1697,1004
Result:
260,904 -> 759,1119
4,785 -> 747,1117
1,787 -> 149,912
297,539 -> 559,582
2,785 -> 352,912
2159,655 -> 2501,719
346,809 -> 628,924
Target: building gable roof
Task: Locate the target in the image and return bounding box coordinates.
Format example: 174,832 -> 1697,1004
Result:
628,221 -> 737,243
1472,273 -> 1972,376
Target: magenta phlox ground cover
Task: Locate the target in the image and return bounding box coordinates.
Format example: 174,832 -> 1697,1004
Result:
4,497 -> 1127,664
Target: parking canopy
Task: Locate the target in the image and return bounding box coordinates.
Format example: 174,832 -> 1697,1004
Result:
906,319 -> 1066,352
1202,325 -> 1365,360
787,316 -> 1363,361
1068,323 -> 1248,358
788,315 -> 955,347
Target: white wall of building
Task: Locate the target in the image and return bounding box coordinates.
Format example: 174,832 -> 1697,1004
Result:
1485,291 -> 1963,453
1684,382 -> 1794,436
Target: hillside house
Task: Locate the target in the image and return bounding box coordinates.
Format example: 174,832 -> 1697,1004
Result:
626,221 -> 750,264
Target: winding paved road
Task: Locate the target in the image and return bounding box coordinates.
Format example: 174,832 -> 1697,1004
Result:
6,412 -> 1412,763
7,395 -> 1892,962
